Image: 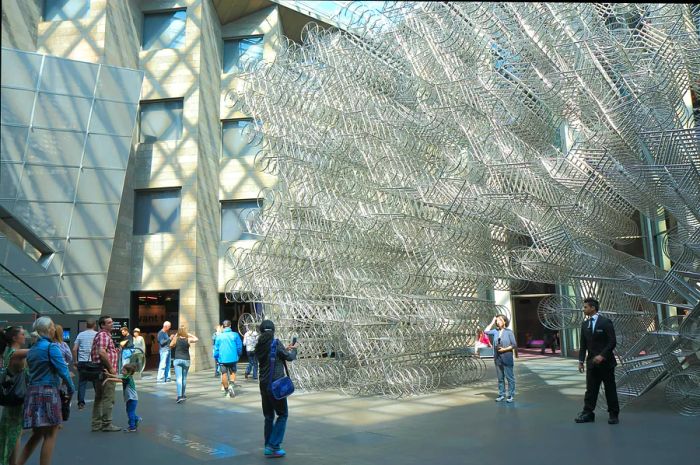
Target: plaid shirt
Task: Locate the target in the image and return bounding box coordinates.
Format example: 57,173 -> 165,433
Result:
91,330 -> 119,372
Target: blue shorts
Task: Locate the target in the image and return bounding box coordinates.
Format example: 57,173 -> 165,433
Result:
220,362 -> 237,374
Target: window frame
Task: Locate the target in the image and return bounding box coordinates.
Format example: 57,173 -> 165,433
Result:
141,8 -> 188,51
222,35 -> 264,74
220,118 -> 262,159
138,98 -> 185,144
133,188 -> 182,236
42,0 -> 90,21
220,199 -> 262,242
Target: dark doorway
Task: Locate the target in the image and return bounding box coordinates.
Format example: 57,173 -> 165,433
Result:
511,281 -> 560,358
130,290 -> 179,370
219,293 -> 262,335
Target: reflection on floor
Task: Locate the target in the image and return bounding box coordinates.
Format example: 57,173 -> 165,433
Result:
30,358 -> 699,465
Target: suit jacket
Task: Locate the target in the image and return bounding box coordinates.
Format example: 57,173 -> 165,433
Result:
578,314 -> 617,367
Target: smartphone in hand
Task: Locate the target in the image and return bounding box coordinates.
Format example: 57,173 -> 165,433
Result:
292,336 -> 298,345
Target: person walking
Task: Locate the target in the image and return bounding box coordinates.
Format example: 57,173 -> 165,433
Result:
90,316 -> 121,432
16,317 -> 74,465
170,324 -> 199,403
131,328 -> 146,377
255,320 -> 297,458
575,297 -> 620,425
71,319 -> 98,410
0,326 -> 29,465
484,314 -> 517,403
243,326 -> 259,380
212,325 -> 222,378
156,321 -> 172,383
213,320 -> 242,398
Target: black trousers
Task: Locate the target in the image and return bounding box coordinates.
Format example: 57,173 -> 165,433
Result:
583,361 -> 619,415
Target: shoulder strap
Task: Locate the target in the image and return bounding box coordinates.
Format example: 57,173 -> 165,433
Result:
269,339 -> 277,389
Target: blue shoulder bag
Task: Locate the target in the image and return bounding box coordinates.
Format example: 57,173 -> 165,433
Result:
269,339 -> 294,400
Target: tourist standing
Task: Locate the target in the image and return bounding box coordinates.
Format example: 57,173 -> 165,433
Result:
16,317 -> 74,465
156,321 -> 172,383
170,324 -> 198,403
90,316 -> 120,432
575,297 -> 620,424
484,314 -> 517,403
213,320 -> 242,398
0,326 -> 29,465
119,327 -> 134,368
102,363 -> 142,432
52,325 -> 73,422
255,320 -> 297,458
243,326 -> 259,380
72,319 -> 97,410
131,328 -> 146,377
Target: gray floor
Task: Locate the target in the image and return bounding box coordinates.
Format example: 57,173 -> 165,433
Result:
19,358 -> 700,465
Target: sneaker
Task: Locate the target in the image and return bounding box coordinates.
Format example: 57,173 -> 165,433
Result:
176,397 -> 184,404
78,402 -> 85,410
102,425 -> 122,432
264,447 -> 274,456
270,448 -> 286,458
124,427 -> 137,432
220,386 -> 226,392
495,396 -> 505,402
506,397 -> 514,403
228,387 -> 236,398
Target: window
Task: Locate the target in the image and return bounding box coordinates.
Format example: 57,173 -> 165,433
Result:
223,36 -> 263,73
43,0 -> 90,21
139,100 -> 183,143
133,189 -> 181,235
221,200 -> 261,241
222,120 -> 260,158
0,205 -> 54,265
143,10 -> 186,50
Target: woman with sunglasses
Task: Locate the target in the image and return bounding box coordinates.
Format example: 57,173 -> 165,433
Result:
484,314 -> 517,403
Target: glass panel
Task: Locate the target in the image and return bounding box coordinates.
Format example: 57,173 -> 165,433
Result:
221,200 -> 260,241
222,120 -> 260,157
223,36 -> 264,73
11,201 -> 73,238
83,134 -> 131,170
90,100 -> 138,137
139,100 -> 183,143
143,10 -> 187,50
96,65 -> 144,103
40,55 -> 98,97
0,49 -> 42,90
0,126 -> 29,163
19,165 -> 78,202
70,203 -> 119,237
26,128 -> 84,167
0,88 -> 35,126
33,93 -> 92,131
75,168 -> 126,204
134,189 -> 181,235
43,0 -> 90,21
0,163 -> 21,199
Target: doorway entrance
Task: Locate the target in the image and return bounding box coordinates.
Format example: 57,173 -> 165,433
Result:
511,282 -> 560,359
130,290 -> 179,370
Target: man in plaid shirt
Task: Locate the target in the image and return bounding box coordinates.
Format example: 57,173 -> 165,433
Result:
91,315 -> 121,432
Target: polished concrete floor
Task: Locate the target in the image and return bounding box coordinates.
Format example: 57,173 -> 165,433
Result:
17,358 -> 700,465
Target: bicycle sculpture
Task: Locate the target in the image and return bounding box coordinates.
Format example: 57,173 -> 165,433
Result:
224,3 -> 700,408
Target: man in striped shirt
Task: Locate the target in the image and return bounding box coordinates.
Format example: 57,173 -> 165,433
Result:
90,315 -> 121,432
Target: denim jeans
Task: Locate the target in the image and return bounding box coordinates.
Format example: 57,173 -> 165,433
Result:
157,347 -> 171,382
260,387 -> 288,450
126,399 -> 139,429
77,363 -> 96,405
245,351 -> 258,379
496,363 -> 516,397
173,359 -> 191,398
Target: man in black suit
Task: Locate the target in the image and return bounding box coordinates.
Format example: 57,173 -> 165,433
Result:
575,297 -> 620,424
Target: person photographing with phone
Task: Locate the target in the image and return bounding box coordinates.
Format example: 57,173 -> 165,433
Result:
484,314 -> 517,403
255,320 -> 298,458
